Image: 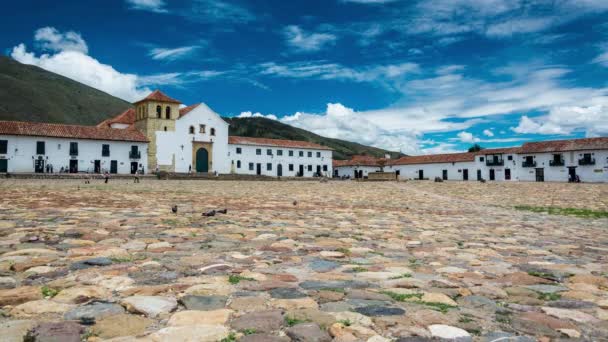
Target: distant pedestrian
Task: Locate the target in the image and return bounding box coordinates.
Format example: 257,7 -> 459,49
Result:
104,171 -> 110,184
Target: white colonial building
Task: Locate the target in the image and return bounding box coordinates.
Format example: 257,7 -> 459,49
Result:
334,137 -> 608,183
0,90 -> 333,177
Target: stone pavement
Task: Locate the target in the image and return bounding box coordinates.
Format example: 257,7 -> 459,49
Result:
0,179 -> 607,341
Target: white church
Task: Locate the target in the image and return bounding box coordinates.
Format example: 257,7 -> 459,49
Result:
0,90 -> 333,177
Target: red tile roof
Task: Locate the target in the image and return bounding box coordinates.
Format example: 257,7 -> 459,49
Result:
475,147 -> 521,155
333,155 -> 385,167
228,136 -> 332,150
96,108 -> 136,128
134,90 -> 181,104
389,152 -> 475,165
0,120 -> 148,142
519,137 -> 608,153
179,103 -> 201,118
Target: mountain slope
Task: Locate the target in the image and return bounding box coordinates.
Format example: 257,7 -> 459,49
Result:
0,56 -> 132,125
0,56 -> 399,160
224,117 -> 401,160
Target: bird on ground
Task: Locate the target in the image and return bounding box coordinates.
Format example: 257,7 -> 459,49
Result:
171,205 -> 178,214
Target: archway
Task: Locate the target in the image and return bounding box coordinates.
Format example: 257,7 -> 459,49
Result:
195,148 -> 209,172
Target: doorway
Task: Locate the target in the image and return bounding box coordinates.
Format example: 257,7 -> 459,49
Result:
256,163 -> 262,175
535,168 -> 544,182
505,168 -> 511,180
35,156 -> 45,173
316,165 -> 321,176
277,164 -> 283,177
69,159 -> 78,173
463,169 -> 468,181
489,169 -> 495,181
299,165 -> 304,177
130,162 -> 138,174
442,170 -> 448,180
477,169 -> 482,181
110,160 -> 118,174
94,160 -> 101,173
0,159 -> 7,173
418,170 -> 424,180
568,167 -> 576,182
195,148 -> 209,172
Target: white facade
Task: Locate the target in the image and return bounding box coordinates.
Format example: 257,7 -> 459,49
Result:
515,150 -> 608,183
228,144 -> 332,177
0,135 -> 147,174
334,165 -> 381,178
155,104 -> 231,174
387,161 -> 477,181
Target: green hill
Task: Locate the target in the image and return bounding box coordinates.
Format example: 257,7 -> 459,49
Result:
0,56 -> 131,125
0,56 -> 399,160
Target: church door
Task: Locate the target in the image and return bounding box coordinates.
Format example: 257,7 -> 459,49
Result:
196,148 -> 209,173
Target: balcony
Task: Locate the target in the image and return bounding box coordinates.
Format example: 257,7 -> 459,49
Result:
485,159 -> 504,166
69,150 -> 78,157
549,159 -> 564,167
578,158 -> 595,166
129,151 -> 141,159
522,161 -> 536,168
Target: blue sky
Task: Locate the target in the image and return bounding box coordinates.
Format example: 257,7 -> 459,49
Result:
2,0 -> 608,154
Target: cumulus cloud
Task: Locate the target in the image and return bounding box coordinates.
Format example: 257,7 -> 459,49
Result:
283,26 -> 337,53
512,105 -> 608,136
483,129 -> 494,137
238,111 -> 278,120
34,27 -> 88,53
457,131 -> 480,143
125,0 -> 167,13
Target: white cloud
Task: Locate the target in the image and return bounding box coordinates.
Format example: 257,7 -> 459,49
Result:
238,111 -> 278,120
512,105 -> 608,136
483,129 -> 494,137
457,131 -> 480,143
34,27 -> 88,53
592,50 -> 608,67
283,26 -> 337,53
148,46 -> 200,61
485,17 -> 555,37
125,0 -> 167,13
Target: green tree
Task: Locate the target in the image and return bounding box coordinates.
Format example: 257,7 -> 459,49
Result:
467,144 -> 484,152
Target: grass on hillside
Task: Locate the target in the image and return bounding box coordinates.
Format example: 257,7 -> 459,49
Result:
514,205 -> 608,219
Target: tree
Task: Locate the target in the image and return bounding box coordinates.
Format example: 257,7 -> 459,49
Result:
468,144 -> 484,152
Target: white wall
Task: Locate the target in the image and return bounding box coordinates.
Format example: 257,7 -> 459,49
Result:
155,104 -> 230,174
0,135 -> 147,174
516,150 -> 608,182
387,162 -> 476,181
228,144 -> 332,177
473,154 -> 519,181
334,165 -> 380,178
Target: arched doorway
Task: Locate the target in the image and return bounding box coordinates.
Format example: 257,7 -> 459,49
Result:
195,148 -> 209,172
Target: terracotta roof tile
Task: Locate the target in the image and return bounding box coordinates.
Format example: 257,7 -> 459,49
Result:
96,108 -> 136,128
134,90 -> 181,104
519,137 -> 608,153
228,136 -> 332,150
179,103 -> 200,118
0,120 -> 148,142
475,147 -> 521,155
389,152 -> 475,165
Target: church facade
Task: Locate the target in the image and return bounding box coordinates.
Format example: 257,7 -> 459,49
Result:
0,90 -> 333,177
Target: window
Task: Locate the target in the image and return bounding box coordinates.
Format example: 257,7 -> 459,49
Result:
199,125 -> 206,133
165,106 -> 171,119
267,163 -> 272,171
0,140 -> 7,154
323,165 -> 328,171
237,160 -> 241,168
156,105 -> 162,118
236,147 -> 242,154
289,164 -> 294,171
307,165 -> 312,171
189,126 -> 195,134
267,149 -> 272,156
316,152 -> 321,158
256,149 -> 261,155
507,155 -> 513,161
69,142 -> 78,156
36,141 -> 45,155
277,150 -> 283,156
210,128 -> 216,136
308,151 -> 312,157
479,156 -> 485,162
102,144 -> 110,157
299,151 -> 304,157
289,150 -> 294,157
249,163 -> 254,170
